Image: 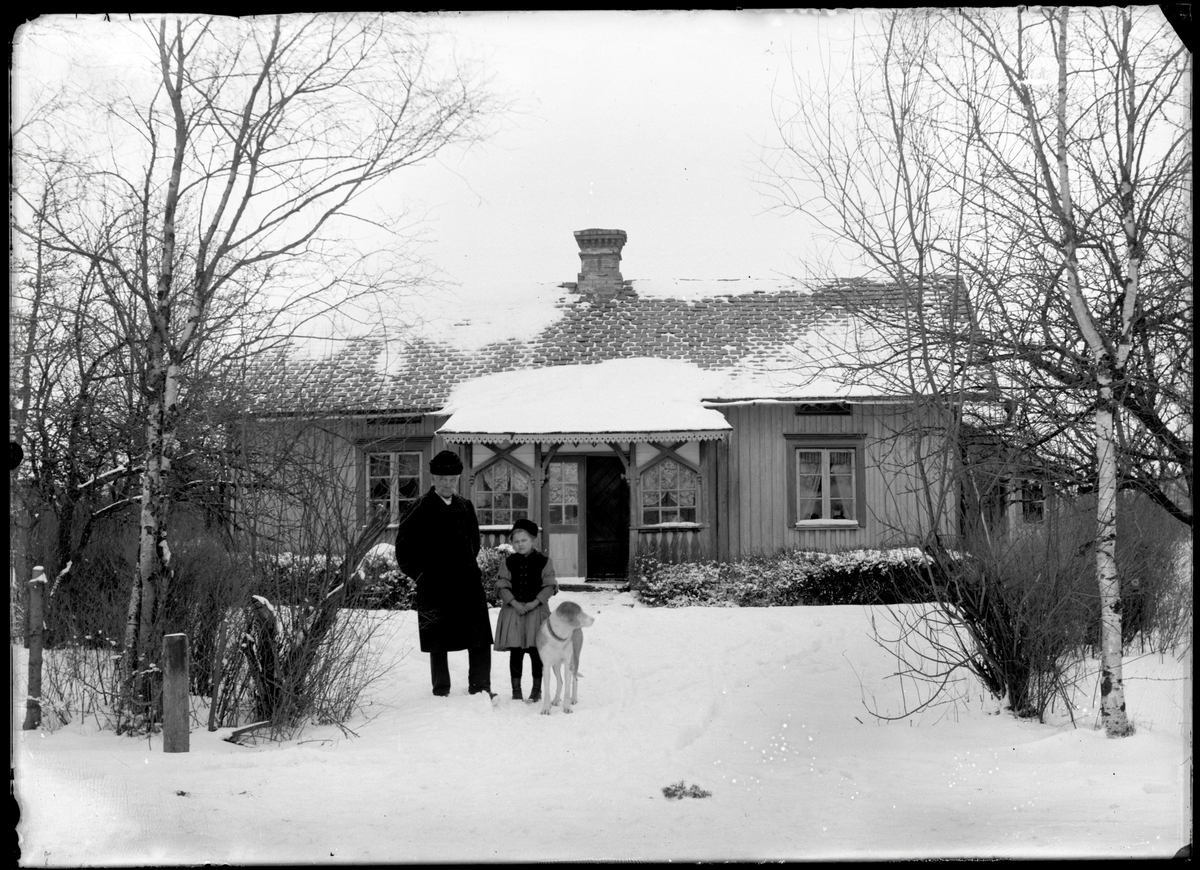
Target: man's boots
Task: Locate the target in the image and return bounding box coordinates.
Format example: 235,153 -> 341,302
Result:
511,678 -> 523,701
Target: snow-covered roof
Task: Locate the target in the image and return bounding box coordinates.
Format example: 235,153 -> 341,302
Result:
438,359 -> 732,443
251,277 -> 916,415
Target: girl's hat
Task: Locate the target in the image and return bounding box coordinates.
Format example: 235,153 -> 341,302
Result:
510,518 -> 539,538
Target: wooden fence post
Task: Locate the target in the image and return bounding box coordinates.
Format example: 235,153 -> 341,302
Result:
163,633 -> 189,753
22,566 -> 46,731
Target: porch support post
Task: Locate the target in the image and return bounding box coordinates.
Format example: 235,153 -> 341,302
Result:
538,443 -> 562,551
533,443 -> 543,532
717,436 -> 730,562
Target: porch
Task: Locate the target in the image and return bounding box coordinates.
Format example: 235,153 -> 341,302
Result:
438,359 -> 733,580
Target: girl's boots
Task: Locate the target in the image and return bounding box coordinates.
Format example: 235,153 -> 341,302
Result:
529,679 -> 541,703
511,678 -> 523,701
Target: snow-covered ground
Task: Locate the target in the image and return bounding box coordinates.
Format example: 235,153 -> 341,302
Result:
13,591 -> 1192,863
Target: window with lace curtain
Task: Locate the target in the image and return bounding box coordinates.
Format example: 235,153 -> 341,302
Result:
795,449 -> 856,521
785,436 -> 865,528
639,457 -> 701,525
473,461 -> 532,526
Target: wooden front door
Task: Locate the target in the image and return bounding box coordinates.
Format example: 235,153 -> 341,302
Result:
585,456 -> 629,579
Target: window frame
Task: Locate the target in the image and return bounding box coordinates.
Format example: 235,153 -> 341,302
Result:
545,457 -> 581,528
637,452 -> 704,528
472,457 -> 535,530
785,435 -> 866,530
359,437 -> 431,527
1019,478 -> 1046,525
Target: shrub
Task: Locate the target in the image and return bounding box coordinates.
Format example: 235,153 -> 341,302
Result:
254,551 -> 336,606
223,596 -> 401,737
37,636 -> 124,731
352,543 -> 415,610
930,539 -> 1094,720
633,547 -> 941,608
164,534 -> 255,698
633,556 -> 724,607
477,544 -> 513,607
662,780 -> 712,799
40,516 -> 136,649
1106,495 -> 1193,655
344,543 -> 511,611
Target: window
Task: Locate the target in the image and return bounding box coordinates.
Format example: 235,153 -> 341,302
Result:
367,451 -> 422,524
795,449 -> 856,521
786,436 -> 866,528
474,461 -> 532,526
640,457 -> 700,525
547,461 -> 579,525
1020,479 -> 1045,524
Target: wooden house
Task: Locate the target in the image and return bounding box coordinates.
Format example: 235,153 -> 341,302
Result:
255,229 -> 960,580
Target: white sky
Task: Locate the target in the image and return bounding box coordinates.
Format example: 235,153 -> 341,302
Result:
12,11 -> 873,351
391,9 -> 866,306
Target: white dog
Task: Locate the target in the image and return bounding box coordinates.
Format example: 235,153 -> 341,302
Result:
535,601 -> 595,715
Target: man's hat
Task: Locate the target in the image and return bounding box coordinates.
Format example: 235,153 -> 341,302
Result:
429,450 -> 464,475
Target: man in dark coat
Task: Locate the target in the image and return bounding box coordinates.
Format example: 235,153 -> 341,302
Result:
395,449 -> 495,698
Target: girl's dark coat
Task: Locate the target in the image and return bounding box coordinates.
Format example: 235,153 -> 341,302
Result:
394,488 -> 494,652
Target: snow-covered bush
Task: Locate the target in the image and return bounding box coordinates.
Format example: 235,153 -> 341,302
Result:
632,556 -> 723,607
633,548 -> 941,608
353,543 -> 414,610
341,543 -> 512,611
477,544 -> 513,607
256,551 -> 336,605
791,548 -> 938,605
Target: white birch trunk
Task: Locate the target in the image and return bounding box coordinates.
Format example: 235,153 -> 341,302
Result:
119,19 -> 189,729
1051,7 -> 1131,737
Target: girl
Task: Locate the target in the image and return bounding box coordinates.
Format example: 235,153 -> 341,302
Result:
493,518 -> 557,701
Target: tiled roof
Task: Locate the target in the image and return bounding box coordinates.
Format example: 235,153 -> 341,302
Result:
251,279 -> 906,414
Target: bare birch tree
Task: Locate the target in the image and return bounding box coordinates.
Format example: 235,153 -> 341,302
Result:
762,7 -> 1190,736
12,13 -> 495,730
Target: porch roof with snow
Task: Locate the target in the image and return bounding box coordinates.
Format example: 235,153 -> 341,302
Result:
436,359 -> 732,444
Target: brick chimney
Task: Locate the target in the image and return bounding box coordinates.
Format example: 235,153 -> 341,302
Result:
569,228 -> 635,300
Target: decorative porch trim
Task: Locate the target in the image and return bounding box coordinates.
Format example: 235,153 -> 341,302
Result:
467,442 -> 536,485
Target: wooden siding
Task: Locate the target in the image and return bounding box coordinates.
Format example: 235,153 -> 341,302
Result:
312,415 -> 449,541
723,403 -> 955,557
262,401 -> 956,567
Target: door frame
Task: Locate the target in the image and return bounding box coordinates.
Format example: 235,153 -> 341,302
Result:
583,453 -> 630,578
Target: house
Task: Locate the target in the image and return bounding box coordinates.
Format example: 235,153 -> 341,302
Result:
254,229 -> 960,580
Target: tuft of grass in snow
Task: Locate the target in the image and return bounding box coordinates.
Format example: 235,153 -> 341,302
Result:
662,780 -> 712,800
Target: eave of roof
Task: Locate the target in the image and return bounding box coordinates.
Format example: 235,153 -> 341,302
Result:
439,429 -> 730,445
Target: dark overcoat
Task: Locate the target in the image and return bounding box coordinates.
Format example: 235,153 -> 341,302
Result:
394,488 -> 494,653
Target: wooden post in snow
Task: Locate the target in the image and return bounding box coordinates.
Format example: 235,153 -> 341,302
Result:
163,633 -> 189,752
22,566 -> 46,731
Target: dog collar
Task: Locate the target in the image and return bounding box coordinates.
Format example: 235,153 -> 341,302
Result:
546,621 -> 570,642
